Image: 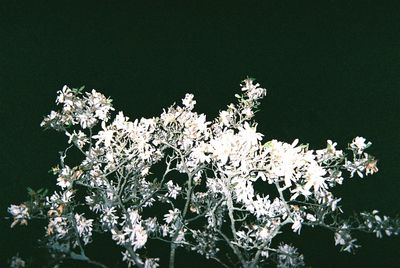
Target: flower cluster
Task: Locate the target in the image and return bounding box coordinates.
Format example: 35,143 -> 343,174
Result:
7,79 -> 400,268
40,86 -> 114,130
74,213 -> 94,245
9,254 -> 25,268
276,244 -> 304,268
8,204 -> 29,228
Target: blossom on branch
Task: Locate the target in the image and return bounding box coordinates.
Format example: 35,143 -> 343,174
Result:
7,79 -> 399,268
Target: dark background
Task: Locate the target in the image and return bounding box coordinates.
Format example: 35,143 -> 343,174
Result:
0,1 -> 399,267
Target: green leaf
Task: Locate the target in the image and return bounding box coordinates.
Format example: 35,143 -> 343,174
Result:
27,187 -> 34,196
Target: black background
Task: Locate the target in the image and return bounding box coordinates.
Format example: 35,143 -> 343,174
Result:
0,1 -> 399,267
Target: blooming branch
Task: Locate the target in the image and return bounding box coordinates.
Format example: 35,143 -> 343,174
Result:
7,79 -> 400,268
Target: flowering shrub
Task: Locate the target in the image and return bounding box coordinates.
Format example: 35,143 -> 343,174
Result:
7,79 -> 400,268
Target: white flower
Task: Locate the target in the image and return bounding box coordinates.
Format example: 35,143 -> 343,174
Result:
56,85 -> 74,106
344,160 -> 365,178
241,107 -> 254,118
210,129 -> 236,165
160,224 -> 169,237
175,229 -> 186,243
56,166 -> 73,189
111,229 -> 126,245
334,225 -> 359,252
290,186 -> 312,200
241,78 -> 267,100
57,176 -> 71,189
190,142 -> 211,164
265,139 -> 304,188
232,177 -> 254,205
165,181 -> 182,199
9,254 -> 26,268
8,204 -> 30,228
350,136 -> 371,154
291,216 -> 303,234
248,195 -> 270,218
93,121 -> 114,147
74,213 -> 93,245
123,209 -> 141,225
62,190 -> 74,203
258,227 -> 270,239
47,216 -> 68,238
76,110 -> 97,129
277,243 -> 304,267
160,108 -> 176,126
238,122 -> 263,147
86,89 -> 114,121
144,258 -> 160,268
304,161 -> 327,192
164,209 -> 180,224
182,93 -> 196,110
121,250 -> 135,267
219,110 -> 232,126
101,207 -> 119,228
123,224 -> 148,250
113,111 -> 131,130
66,130 -> 88,148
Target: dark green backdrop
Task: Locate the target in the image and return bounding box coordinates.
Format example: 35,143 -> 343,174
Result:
1,1 -> 399,267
